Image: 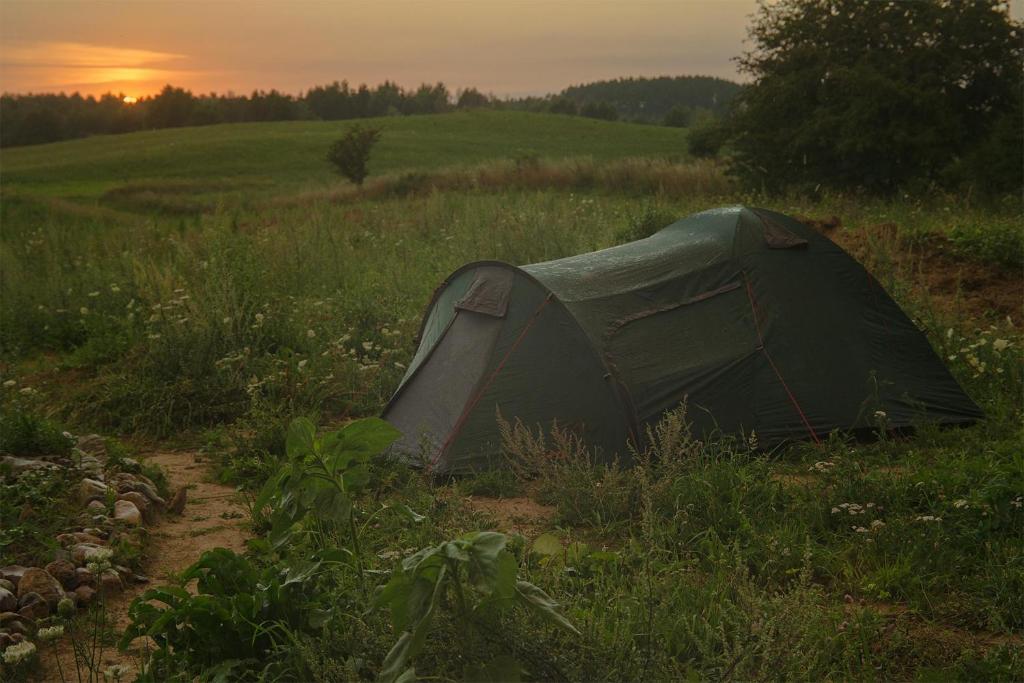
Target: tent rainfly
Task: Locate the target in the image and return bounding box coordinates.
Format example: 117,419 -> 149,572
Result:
383,206 -> 981,474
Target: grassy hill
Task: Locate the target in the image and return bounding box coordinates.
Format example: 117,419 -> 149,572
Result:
0,111 -> 687,199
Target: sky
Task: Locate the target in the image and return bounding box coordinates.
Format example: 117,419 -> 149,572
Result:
0,1 -> 763,98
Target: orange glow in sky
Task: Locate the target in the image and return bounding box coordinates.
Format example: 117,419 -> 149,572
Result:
4,0 -> 1020,98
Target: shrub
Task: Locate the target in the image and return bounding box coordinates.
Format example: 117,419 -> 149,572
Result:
327,126 -> 382,186
687,117 -> 729,159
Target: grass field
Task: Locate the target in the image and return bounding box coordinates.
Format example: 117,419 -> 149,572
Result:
0,111 -> 687,199
1,114 -> 1021,681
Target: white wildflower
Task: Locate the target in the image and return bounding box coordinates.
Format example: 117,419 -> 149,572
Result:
38,625 -> 65,641
80,307 -> 89,315
2,380 -> 15,388
361,341 -> 373,351
104,664 -> 132,681
870,519 -> 885,530
915,515 -> 942,523
992,339 -> 1010,353
873,410 -> 887,420
297,359 -> 308,370
953,499 -> 969,509
222,317 -> 231,324
2,640 -> 36,664
88,291 -> 100,297
307,329 -> 316,338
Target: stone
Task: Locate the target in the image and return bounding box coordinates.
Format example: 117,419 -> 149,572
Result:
76,434 -> 107,457
113,499 -> 142,526
0,455 -> 59,475
17,592 -> 48,620
169,486 -> 187,515
74,567 -> 95,587
73,584 -> 96,606
57,532 -> 105,547
117,491 -> 154,521
0,579 -> 13,592
78,478 -> 108,505
98,571 -> 123,596
119,457 -> 141,472
0,567 -> 26,588
70,543 -> 108,565
116,478 -> 166,507
78,455 -> 104,477
9,633 -> 25,645
87,500 -> 106,513
44,560 -> 77,590
0,632 -> 12,651
82,527 -> 108,539
16,568 -> 64,609
0,588 -> 15,612
0,612 -> 22,625
4,618 -> 30,637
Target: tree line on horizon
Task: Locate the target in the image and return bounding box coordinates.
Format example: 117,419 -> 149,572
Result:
0,75 -> 739,148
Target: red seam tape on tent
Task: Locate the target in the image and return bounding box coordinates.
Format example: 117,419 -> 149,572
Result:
744,273 -> 822,444
437,294 -> 554,460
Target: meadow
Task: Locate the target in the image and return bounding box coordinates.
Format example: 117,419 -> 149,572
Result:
0,111 -> 1021,681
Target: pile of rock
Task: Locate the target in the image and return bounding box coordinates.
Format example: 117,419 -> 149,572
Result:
0,434 -> 184,654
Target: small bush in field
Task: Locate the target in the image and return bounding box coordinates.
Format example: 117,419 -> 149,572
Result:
327,126 -> 381,185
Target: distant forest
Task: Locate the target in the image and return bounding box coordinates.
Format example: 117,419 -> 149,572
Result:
0,75 -> 741,148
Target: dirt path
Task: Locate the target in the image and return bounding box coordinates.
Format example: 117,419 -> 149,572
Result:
41,450 -> 249,681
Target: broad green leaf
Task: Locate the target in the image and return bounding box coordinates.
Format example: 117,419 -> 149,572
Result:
378,633 -> 414,683
286,417 -> 317,458
465,531 -> 508,562
401,545 -> 442,572
398,504 -> 426,523
343,464 -> 371,493
515,580 -> 580,635
530,533 -> 562,557
393,667 -> 417,683
252,469 -> 285,516
443,540 -> 471,563
336,418 -> 401,462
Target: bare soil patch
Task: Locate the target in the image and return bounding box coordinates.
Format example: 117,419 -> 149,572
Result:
462,494 -> 557,538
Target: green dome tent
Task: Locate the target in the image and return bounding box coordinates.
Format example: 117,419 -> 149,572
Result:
383,206 -> 981,474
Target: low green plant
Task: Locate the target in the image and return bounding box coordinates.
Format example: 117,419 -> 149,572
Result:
374,531 -> 578,683
120,548 -> 331,680
253,417 -> 400,585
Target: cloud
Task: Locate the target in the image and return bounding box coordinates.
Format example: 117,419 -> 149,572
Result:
0,40 -> 194,92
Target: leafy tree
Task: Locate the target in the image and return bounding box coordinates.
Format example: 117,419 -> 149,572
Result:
548,97 -> 578,115
456,87 -> 491,109
580,101 -> 619,121
327,125 -> 382,185
147,85 -> 196,128
727,0 -> 1022,195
